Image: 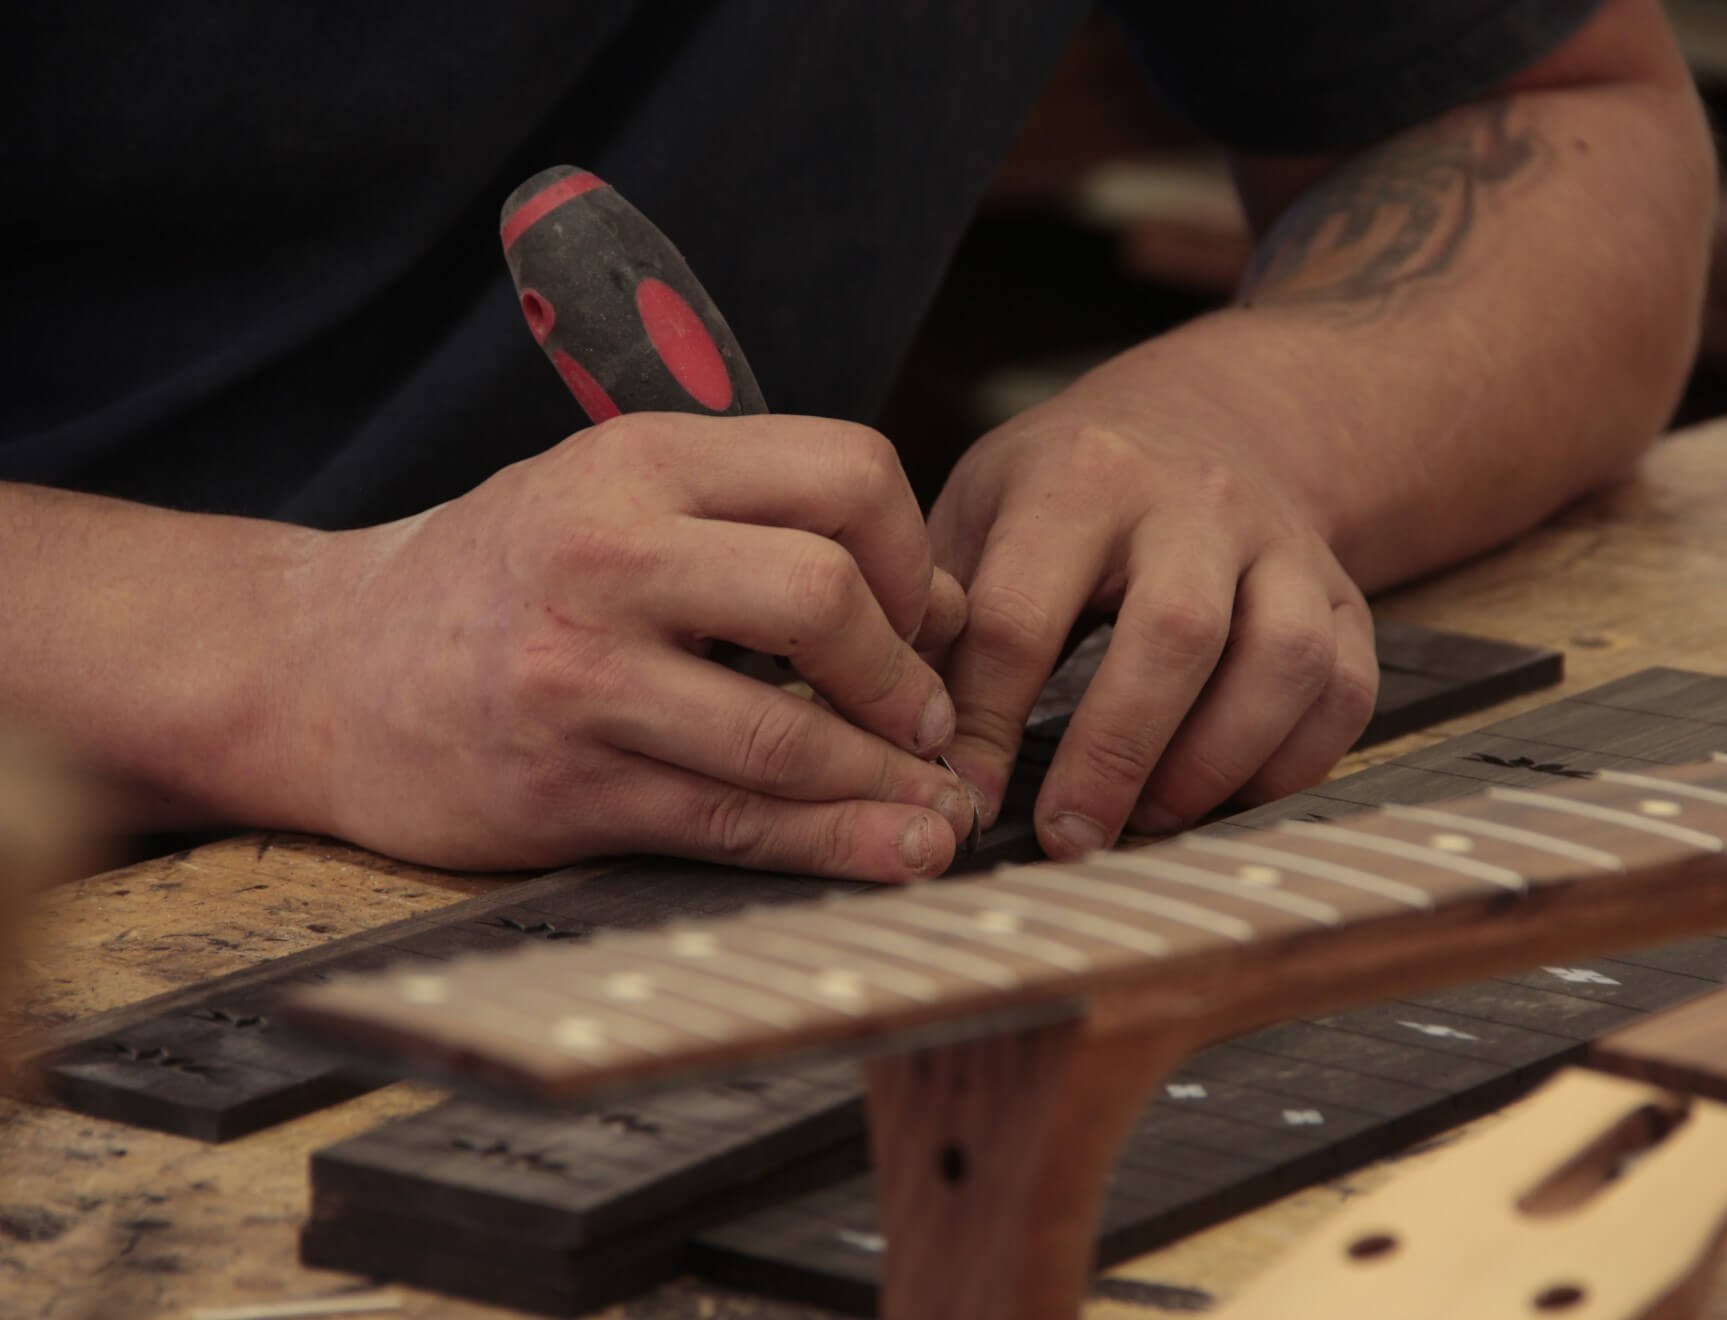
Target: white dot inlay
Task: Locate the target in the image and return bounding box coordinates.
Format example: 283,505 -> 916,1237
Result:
976,909 -> 1022,934
1235,864 -> 1282,887
604,971 -> 655,1001
1429,832 -> 1475,854
550,1016 -> 605,1052
395,973 -> 449,1005
670,930 -> 718,958
816,968 -> 865,1003
1639,798 -> 1683,818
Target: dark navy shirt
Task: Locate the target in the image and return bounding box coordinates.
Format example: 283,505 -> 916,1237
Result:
1,1 -> 1599,528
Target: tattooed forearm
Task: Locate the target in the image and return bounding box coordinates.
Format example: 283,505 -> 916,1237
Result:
1239,100 -> 1546,319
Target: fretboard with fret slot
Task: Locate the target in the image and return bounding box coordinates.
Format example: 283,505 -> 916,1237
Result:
283,759 -> 1727,1103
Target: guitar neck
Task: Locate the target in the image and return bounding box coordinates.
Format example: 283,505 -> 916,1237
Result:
283,761 -> 1727,1101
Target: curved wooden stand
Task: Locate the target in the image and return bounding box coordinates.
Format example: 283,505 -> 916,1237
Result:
866,1019 -> 1197,1320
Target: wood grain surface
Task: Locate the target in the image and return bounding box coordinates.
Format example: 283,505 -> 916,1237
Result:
7,422 -> 1727,1319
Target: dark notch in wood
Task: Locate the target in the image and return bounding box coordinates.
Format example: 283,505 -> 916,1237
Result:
25,621 -> 1559,1142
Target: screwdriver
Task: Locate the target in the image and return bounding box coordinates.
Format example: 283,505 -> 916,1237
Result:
497,166 -> 979,853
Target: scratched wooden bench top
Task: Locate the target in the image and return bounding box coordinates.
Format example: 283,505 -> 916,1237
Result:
8,421 -> 1727,1320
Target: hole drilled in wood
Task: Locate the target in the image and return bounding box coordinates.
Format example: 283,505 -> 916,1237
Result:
938,1143 -> 968,1185
1517,1098 -> 1690,1216
1346,1232 -> 1398,1261
1533,1283 -> 1587,1311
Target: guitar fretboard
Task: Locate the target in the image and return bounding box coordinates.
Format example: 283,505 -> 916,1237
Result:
284,761 -> 1727,1100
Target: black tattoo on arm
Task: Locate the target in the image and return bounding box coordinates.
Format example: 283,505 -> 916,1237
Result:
1239,100 -> 1546,320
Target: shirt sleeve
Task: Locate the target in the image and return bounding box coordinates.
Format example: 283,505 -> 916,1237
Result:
1106,0 -> 1607,155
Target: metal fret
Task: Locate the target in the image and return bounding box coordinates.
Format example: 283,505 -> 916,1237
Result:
917,887 -> 1173,958
1180,836 -> 1434,910
1486,787 -> 1726,852
434,977 -> 680,1059
1380,804 -> 1626,872
1088,851 -> 1341,926
584,951 -> 854,1023
707,927 -> 943,1005
1278,821 -> 1528,892
863,896 -> 1094,972
1594,768 -> 1727,811
490,959 -> 748,1046
1002,868 -> 1254,942
749,908 -> 1023,990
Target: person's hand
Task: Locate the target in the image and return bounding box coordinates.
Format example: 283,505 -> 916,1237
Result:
928,370 -> 1377,858
283,414 -> 976,877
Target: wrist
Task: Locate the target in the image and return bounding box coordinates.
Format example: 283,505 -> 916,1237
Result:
1062,313 -> 1368,551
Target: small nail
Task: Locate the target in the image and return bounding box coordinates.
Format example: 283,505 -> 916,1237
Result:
933,789 -> 973,845
963,780 -> 990,838
1128,802 -> 1183,836
1044,812 -> 1108,859
914,688 -> 955,754
897,814 -> 936,875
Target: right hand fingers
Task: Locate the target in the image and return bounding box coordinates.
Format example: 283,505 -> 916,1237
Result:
612,756 -> 961,883
593,648 -> 975,846
911,566 -> 968,658
584,414 -> 935,642
646,520 -> 956,757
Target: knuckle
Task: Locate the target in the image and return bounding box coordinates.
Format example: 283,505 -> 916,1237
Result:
834,424 -> 903,498
814,802 -> 864,874
1128,597 -> 1229,665
783,541 -> 863,639
698,787 -> 769,859
967,582 -> 1056,667
855,640 -> 912,709
1257,623 -> 1336,693
1194,462 -> 1242,508
1080,720 -> 1166,789
1168,745 -> 1251,805
1327,662 -> 1381,732
736,700 -> 819,790
1063,425 -> 1146,488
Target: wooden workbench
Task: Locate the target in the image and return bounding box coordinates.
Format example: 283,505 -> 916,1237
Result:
7,418 -> 1727,1320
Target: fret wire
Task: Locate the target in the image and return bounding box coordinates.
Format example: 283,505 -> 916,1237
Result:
863,896 -> 1094,972
453,953 -> 745,1047
1000,868 -> 1254,942
1380,804 -> 1626,872
709,926 -> 943,1004
917,886 -> 1172,958
1278,821 -> 1527,891
1179,836 -> 1434,909
1088,851 -> 1341,926
386,971 -> 674,1059
1486,786 -> 1727,852
576,949 -> 851,1024
1594,768 -> 1727,811
747,907 -> 1023,990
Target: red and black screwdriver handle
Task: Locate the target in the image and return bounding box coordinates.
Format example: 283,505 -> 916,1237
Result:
499,165 -> 767,422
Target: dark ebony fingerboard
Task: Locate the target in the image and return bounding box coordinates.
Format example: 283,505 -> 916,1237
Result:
33,622 -> 1559,1142
300,666 -> 1727,1318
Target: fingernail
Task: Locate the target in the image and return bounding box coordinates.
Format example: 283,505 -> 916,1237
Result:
1044,812 -> 1108,859
898,814 -> 936,874
915,688 -> 955,754
1128,802 -> 1183,836
963,779 -> 991,832
933,789 -> 973,845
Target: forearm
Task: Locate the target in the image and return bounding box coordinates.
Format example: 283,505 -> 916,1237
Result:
0,482 -> 331,830
1084,30 -> 1714,592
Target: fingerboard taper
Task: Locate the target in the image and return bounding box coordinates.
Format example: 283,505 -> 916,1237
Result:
284,760 -> 1727,1104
